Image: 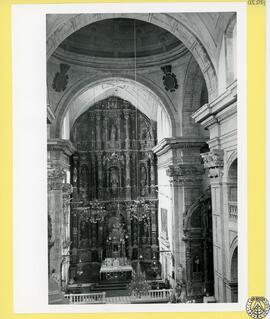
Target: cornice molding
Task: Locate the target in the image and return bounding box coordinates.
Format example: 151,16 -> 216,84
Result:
52,45 -> 189,71
192,80 -> 237,128
152,137 -> 207,157
48,138 -> 76,156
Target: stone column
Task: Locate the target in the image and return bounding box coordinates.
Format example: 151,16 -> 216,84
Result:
149,153 -> 156,196
167,163 -> 203,282
150,203 -> 158,247
72,154 -> 79,200
47,139 -> 75,288
185,239 -> 192,295
97,152 -> 103,198
48,166 -> 66,280
98,222 -> 104,261
92,223 -> 97,247
124,111 -> 130,149
96,111 -> 101,149
153,137 -> 206,287
116,116 -> 121,149
126,210 -> 132,258
201,149 -> 225,302
91,153 -> 96,199
125,152 -> 131,198
104,117 -> 108,148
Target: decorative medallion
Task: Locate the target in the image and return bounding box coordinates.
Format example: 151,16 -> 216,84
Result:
246,297 -> 270,319
161,65 -> 178,92
52,63 -> 70,92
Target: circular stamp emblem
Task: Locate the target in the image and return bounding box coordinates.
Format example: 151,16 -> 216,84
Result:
246,296 -> 270,319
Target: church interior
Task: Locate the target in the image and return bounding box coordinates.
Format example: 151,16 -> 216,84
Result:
47,12 -> 238,304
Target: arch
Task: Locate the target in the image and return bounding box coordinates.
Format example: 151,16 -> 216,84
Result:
47,13 -> 218,100
227,151 -> 237,171
218,13 -> 237,92
229,236 -> 238,282
51,75 -> 179,140
183,189 -> 214,297
224,151 -> 237,180
182,55 -> 209,137
228,158 -> 237,178
225,15 -> 237,85
183,188 -> 211,230
230,244 -> 238,282
227,157 -> 237,204
230,236 -> 238,255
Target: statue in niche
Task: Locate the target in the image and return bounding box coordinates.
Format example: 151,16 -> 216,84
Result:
142,220 -> 149,244
110,167 -> 119,195
80,188 -> 88,202
193,255 -> 201,273
140,165 -> 147,196
79,221 -> 89,248
132,222 -> 138,245
143,220 -> 149,237
110,125 -> 117,142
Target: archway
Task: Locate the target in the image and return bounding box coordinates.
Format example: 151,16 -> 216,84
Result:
183,189 -> 214,300
47,13 -> 218,100
228,158 -> 238,221
230,246 -> 238,302
52,77 -> 176,141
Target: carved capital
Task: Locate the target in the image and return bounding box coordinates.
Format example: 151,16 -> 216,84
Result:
47,166 -> 72,192
48,166 -> 65,179
201,149 -> 224,169
201,149 -> 224,179
48,166 -> 65,190
208,167 -> 224,179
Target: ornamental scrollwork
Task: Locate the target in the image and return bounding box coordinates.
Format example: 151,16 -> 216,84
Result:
48,167 -> 66,191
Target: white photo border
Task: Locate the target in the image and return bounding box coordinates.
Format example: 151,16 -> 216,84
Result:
12,2 -> 247,313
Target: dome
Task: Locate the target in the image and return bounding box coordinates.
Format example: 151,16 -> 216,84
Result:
59,18 -> 182,58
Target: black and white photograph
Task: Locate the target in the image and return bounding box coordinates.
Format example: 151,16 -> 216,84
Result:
46,11 -> 240,306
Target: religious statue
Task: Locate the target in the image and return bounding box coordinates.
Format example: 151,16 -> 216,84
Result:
193,255 -> 201,272
110,167 -> 119,195
140,165 -> 147,195
73,166 -> 77,184
110,125 -> 117,142
79,221 -> 89,248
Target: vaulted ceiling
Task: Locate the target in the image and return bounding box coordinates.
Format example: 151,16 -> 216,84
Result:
59,18 -> 182,58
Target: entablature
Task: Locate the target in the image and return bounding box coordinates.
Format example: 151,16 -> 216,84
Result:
191,80 -> 237,130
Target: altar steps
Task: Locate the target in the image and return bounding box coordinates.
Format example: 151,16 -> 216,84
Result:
91,280 -> 130,297
98,280 -> 130,289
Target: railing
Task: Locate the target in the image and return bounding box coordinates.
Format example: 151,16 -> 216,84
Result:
64,292 -> 106,304
65,289 -> 173,304
131,289 -> 173,302
229,201 -> 238,220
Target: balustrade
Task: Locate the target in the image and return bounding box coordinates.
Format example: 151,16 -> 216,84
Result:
131,289 -> 173,302
64,292 -> 106,304
228,201 -> 237,220
65,289 -> 173,304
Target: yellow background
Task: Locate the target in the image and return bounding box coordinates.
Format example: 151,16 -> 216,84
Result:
0,0 -> 266,318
